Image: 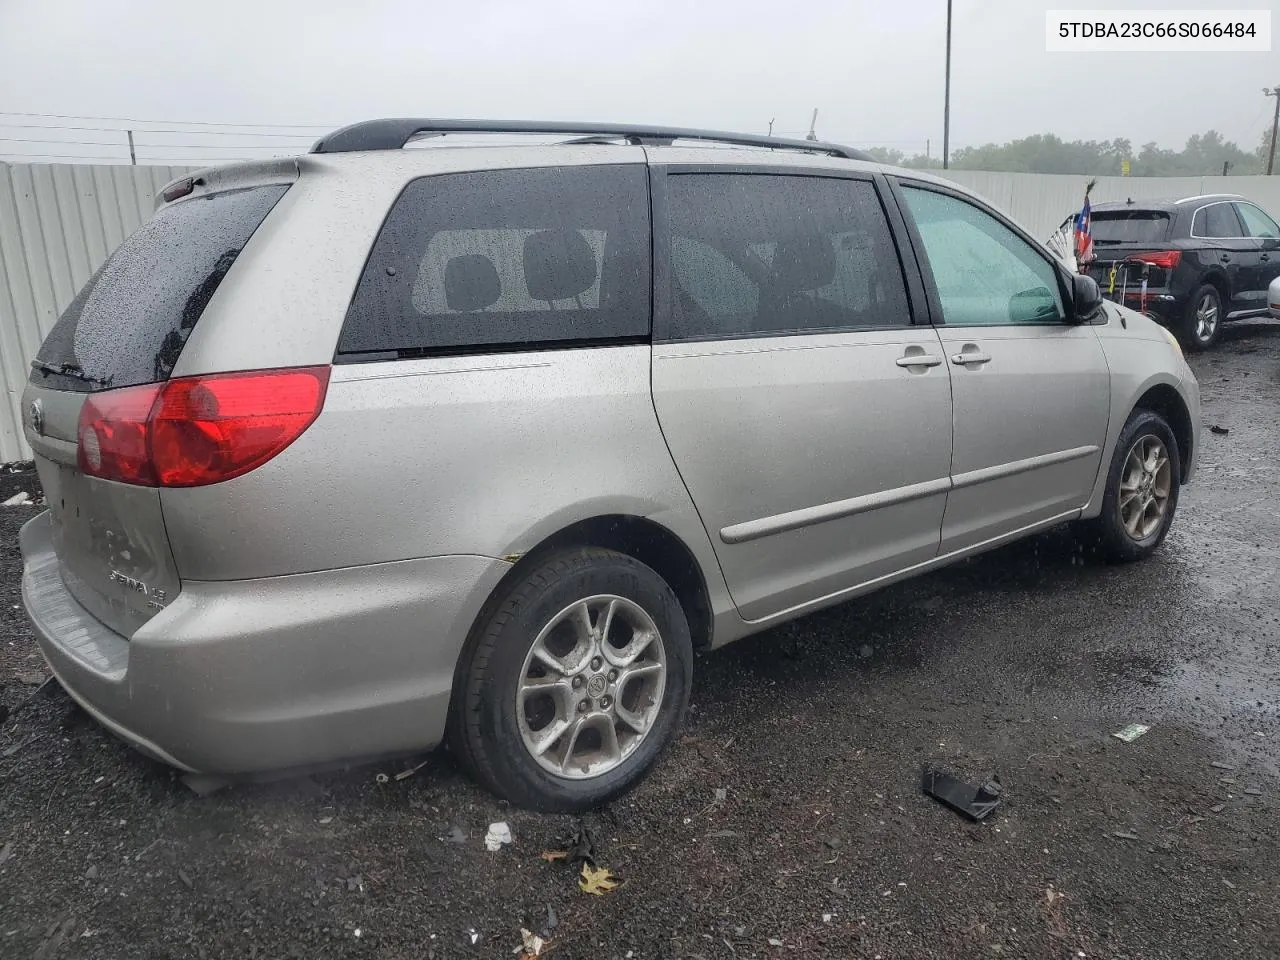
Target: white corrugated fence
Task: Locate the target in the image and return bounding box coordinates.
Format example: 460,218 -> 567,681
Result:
2,160 -> 1279,461
942,170 -> 1280,241
0,162 -> 195,462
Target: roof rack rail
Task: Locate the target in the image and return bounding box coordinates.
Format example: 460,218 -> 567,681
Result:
309,118 -> 872,161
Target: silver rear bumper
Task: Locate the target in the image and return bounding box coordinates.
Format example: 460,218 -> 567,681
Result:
21,511 -> 508,774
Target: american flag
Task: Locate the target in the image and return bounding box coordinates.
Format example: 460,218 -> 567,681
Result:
1074,182 -> 1096,266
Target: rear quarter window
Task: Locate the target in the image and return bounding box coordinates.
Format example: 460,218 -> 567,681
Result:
33,184 -> 289,392
338,164 -> 651,359
1090,211 -> 1170,244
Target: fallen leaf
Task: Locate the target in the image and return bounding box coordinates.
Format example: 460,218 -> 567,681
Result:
540,850 -> 568,862
515,928 -> 548,957
579,864 -> 621,896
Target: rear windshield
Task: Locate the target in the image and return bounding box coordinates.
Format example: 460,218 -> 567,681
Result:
33,184 -> 289,393
1090,211 -> 1170,244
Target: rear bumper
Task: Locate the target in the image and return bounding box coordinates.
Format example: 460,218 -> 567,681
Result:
1103,291 -> 1178,321
20,511 -> 509,774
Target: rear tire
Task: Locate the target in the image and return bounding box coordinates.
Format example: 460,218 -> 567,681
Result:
1076,409 -> 1181,563
448,547 -> 692,812
1178,283 -> 1222,351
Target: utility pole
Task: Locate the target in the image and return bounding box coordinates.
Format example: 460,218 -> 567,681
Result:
767,118 -> 775,137
806,108 -> 818,141
1265,86 -> 1280,176
926,138 -> 931,160
943,0 -> 953,169
127,129 -> 136,166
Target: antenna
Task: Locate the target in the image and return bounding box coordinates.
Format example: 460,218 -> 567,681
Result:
806,108 -> 819,141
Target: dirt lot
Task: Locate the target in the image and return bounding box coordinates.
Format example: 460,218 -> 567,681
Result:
2,321 -> 1279,960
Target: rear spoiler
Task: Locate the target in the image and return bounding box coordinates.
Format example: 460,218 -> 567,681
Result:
155,157 -> 300,211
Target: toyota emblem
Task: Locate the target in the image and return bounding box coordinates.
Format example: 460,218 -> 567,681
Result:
29,399 -> 44,436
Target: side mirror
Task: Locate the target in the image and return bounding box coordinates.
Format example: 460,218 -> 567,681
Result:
1070,273 -> 1104,321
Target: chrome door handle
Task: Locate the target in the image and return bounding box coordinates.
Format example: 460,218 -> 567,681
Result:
896,354 -> 942,368
951,351 -> 992,366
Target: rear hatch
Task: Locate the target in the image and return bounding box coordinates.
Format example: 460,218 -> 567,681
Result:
21,182 -> 289,637
1085,209 -> 1177,298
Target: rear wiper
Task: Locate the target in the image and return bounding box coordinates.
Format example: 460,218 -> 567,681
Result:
30,359 -> 112,387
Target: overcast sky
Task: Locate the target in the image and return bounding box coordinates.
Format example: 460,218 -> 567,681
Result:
1,0 -> 1277,165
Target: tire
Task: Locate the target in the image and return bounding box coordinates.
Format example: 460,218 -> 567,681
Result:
1178,283 -> 1222,351
1076,409 -> 1181,563
448,547 -> 693,812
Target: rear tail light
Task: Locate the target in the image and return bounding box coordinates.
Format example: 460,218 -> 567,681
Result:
78,367 -> 329,487
1129,250 -> 1181,269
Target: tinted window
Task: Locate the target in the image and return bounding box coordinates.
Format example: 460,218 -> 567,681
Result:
902,186 -> 1065,326
664,174 -> 911,340
1194,203 -> 1244,238
1090,211 -> 1170,244
1235,203 -> 1280,239
33,184 -> 288,392
338,165 -> 650,358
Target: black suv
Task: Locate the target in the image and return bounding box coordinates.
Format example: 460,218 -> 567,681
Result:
1084,194 -> 1280,350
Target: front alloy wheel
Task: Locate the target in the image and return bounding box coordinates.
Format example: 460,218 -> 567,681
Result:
1075,408 -> 1181,562
1118,435 -> 1173,542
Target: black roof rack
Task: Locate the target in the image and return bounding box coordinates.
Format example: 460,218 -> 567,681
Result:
309,118 -> 872,161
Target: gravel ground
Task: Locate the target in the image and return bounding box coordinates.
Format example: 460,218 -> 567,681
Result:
2,321 -> 1279,960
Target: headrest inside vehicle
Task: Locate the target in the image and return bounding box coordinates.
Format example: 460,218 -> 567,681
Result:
443,254 -> 501,312
523,229 -> 597,303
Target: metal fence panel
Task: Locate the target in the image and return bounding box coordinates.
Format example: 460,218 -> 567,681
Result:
940,170 -> 1280,240
0,162 -> 193,461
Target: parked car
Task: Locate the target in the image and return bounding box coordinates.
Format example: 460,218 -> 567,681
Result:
1083,194 -> 1280,350
20,120 -> 1201,811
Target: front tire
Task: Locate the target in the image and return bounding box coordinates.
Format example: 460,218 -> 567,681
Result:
1178,283 -> 1222,351
1077,409 -> 1181,563
448,548 -> 693,812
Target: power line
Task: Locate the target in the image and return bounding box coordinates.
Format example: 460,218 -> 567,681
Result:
1,153 -> 130,162
0,135 -> 129,147
0,109 -> 337,129
0,121 -> 318,139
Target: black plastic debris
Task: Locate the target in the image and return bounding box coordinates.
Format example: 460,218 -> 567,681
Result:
1210,425 -> 1229,435
564,824 -> 598,866
921,766 -> 1003,821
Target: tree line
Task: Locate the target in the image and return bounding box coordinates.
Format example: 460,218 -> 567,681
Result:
864,129 -> 1275,176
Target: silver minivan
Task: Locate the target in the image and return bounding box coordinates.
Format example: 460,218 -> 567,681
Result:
20,120 -> 1201,811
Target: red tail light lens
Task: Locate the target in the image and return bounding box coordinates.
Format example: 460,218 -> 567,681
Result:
1130,250 -> 1181,269
77,383 -> 163,485
77,367 -> 329,487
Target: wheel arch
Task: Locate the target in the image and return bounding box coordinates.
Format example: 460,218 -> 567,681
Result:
1198,269 -> 1230,306
1132,382 -> 1193,483
463,514 -> 716,664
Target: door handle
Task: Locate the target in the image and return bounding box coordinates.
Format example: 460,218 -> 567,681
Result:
1263,253 -> 1271,262
1220,254 -> 1231,263
896,354 -> 942,368
951,351 -> 992,366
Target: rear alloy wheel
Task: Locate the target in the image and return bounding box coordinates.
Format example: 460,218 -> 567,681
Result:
517,595 -> 667,780
1076,409 -> 1181,562
1179,284 -> 1222,351
449,548 -> 692,812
